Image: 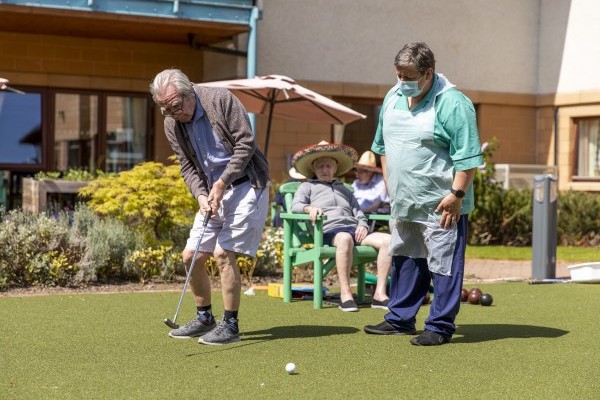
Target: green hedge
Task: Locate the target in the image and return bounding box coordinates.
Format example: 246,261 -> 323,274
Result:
469,141 -> 600,246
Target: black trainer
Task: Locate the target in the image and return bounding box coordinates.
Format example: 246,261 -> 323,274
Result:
363,320 -> 416,335
338,299 -> 359,312
410,330 -> 450,346
371,298 -> 389,310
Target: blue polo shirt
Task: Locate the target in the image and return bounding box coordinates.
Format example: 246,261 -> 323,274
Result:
187,95 -> 231,186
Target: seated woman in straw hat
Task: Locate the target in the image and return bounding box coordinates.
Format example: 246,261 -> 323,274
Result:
352,151 -> 390,214
291,141 -> 391,312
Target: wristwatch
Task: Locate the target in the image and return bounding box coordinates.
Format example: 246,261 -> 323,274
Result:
451,188 -> 466,198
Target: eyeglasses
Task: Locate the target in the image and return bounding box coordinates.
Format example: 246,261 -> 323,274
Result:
160,95 -> 185,117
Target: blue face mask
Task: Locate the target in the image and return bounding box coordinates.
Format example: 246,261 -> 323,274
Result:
397,75 -> 424,97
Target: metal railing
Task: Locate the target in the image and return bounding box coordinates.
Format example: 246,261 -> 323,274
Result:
494,163 -> 558,190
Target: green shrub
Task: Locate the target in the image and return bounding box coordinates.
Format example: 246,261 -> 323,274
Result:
79,159 -> 196,244
27,250 -> 79,286
255,227 -> 284,275
126,245 -> 175,283
190,255 -> 260,287
34,171 -> 61,180
0,272 -> 8,290
470,139 -> 506,245
34,168 -> 114,182
470,138 -> 599,247
498,189 -> 533,246
70,205 -> 143,281
237,256 -> 257,287
203,257 -> 220,280
558,191 -> 600,246
0,209 -> 78,287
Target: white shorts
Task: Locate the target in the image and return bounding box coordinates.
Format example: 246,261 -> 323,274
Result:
185,181 -> 269,257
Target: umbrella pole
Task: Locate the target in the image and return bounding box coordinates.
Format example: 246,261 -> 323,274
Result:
263,99 -> 275,158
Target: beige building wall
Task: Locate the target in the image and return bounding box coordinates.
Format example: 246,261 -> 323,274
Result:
552,1 -> 600,93
536,106 -> 557,166
259,0 -> 541,93
255,0 -> 600,191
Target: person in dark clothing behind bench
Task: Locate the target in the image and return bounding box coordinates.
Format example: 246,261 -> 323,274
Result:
291,141 -> 391,312
150,69 -> 270,345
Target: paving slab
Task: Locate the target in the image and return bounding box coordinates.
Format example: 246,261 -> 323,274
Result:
465,259 -> 570,281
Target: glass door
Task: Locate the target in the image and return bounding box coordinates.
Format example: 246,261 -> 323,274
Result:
105,96 -> 149,173
0,91 -> 43,166
53,93 -> 99,172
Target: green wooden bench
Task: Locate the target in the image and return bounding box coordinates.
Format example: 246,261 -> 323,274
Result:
279,181 -> 390,309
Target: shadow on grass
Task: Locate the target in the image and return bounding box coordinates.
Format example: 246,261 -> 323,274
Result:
243,324 -> 359,340
185,325 -> 359,356
452,324 -> 569,343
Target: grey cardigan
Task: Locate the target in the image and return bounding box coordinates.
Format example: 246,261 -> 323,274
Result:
163,85 -> 270,199
291,180 -> 369,233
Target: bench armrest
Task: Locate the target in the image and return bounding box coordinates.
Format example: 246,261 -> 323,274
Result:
279,213 -> 327,221
366,213 -> 390,221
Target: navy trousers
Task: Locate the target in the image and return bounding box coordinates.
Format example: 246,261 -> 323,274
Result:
384,216 -> 468,340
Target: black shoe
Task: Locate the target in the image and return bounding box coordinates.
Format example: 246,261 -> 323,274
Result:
410,330 -> 450,346
339,299 -> 359,312
363,320 -> 416,335
371,298 -> 389,310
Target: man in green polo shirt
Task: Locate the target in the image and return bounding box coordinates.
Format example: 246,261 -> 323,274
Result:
364,42 -> 484,346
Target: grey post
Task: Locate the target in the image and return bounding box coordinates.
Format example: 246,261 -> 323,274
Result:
531,174 -> 558,279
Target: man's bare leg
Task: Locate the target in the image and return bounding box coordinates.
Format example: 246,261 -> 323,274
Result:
214,247 -> 241,311
333,233 -> 355,303
361,232 -> 391,302
182,249 -> 212,306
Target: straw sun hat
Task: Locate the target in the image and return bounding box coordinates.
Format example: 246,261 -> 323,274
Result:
355,150 -> 382,173
292,141 -> 358,178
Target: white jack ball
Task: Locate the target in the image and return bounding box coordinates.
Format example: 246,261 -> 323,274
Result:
285,362 -> 297,374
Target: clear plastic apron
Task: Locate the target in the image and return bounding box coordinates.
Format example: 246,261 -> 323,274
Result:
383,75 -> 457,275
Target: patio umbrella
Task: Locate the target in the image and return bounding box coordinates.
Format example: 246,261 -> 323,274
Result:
198,75 -> 366,157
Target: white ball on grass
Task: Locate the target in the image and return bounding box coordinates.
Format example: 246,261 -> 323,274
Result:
285,362 -> 297,374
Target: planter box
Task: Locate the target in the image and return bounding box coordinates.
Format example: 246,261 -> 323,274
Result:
568,262 -> 600,283
22,178 -> 89,213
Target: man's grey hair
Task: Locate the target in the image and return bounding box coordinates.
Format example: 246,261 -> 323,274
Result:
149,69 -> 195,102
394,42 -> 436,73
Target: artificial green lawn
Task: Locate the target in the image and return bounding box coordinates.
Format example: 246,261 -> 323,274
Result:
1,283 -> 599,399
466,245 -> 600,262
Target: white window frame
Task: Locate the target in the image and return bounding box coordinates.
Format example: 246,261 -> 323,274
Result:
575,118 -> 600,179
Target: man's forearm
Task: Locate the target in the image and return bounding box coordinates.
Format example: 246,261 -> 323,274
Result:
453,168 -> 476,191
381,155 -> 388,193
